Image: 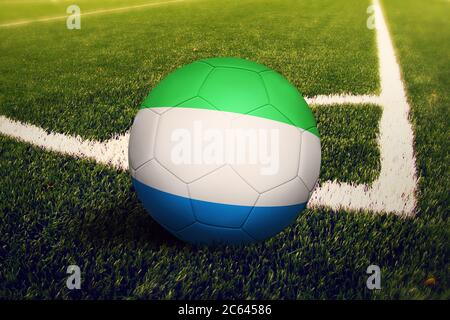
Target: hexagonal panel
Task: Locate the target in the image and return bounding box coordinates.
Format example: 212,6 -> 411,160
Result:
260,70 -> 317,131
242,178 -> 308,241
141,61 -> 213,108
148,107 -> 173,115
154,107 -> 234,183
189,166 -> 259,227
298,130 -> 321,191
134,159 -> 189,198
257,177 -> 309,207
200,57 -> 270,73
242,202 -> 305,241
128,109 -> 159,170
242,177 -> 309,241
176,222 -> 255,245
176,96 -> 217,110
230,113 -> 301,193
199,68 -> 268,114
246,104 -> 293,127
133,160 -> 195,231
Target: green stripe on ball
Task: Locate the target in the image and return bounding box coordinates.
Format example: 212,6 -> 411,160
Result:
141,57 -> 319,137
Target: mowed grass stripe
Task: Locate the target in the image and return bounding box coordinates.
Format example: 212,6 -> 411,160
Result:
0,0 -> 378,140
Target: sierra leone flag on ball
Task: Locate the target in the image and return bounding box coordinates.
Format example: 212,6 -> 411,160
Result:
128,57 -> 321,245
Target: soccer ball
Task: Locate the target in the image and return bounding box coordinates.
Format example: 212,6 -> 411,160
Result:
129,57 -> 320,245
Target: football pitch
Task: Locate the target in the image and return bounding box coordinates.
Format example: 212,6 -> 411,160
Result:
0,0 -> 448,299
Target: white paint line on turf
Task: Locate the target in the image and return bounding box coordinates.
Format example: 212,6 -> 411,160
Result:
0,115 -> 129,170
0,0 -> 418,217
308,0 -> 418,217
0,92 -> 365,171
0,0 -> 187,28
306,94 -> 380,106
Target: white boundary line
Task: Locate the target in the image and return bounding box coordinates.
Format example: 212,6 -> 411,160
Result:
308,0 -> 418,216
306,94 -> 380,106
0,116 -> 129,170
0,0 -> 187,28
0,0 -> 418,216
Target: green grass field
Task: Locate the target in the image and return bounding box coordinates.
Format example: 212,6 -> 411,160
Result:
0,0 -> 378,140
0,0 -> 169,23
0,0 -> 448,299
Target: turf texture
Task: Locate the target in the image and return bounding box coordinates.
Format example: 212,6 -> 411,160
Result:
0,0 -> 448,299
0,133 -> 446,299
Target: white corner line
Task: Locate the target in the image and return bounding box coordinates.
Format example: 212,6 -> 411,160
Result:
308,0 -> 418,217
0,0 -> 187,28
0,115 -> 129,170
0,0 -> 418,217
305,94 -> 380,106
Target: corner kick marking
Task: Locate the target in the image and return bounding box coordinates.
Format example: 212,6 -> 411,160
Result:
0,0 -> 418,217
